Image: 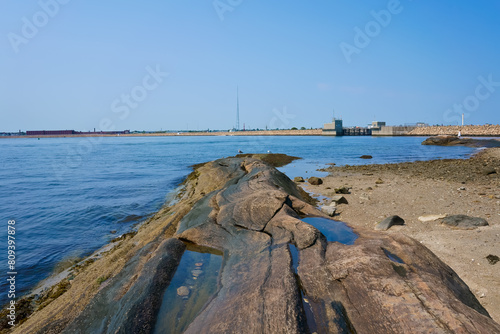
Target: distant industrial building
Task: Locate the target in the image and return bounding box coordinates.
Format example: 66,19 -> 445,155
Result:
323,119 -> 424,136
371,121 -> 421,136
369,121 -> 386,128
26,130 -> 130,136
322,118 -> 344,136
27,130 -> 76,136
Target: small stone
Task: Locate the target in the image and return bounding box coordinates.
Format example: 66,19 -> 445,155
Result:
177,286 -> 190,297
191,269 -> 203,277
308,177 -> 323,185
330,195 -> 348,205
359,194 -> 370,201
195,262 -> 203,267
110,230 -> 117,234
375,215 -> 405,231
366,187 -> 373,191
458,187 -> 466,191
483,167 -> 497,175
486,254 -> 499,265
375,178 -> 384,184
294,176 -> 305,182
418,214 -> 447,222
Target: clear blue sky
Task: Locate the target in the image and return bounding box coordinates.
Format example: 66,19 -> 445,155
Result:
1,1 -> 499,132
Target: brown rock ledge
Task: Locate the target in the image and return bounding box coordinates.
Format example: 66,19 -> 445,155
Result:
10,154 -> 500,333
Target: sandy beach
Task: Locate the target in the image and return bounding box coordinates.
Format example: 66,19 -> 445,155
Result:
302,147 -> 500,322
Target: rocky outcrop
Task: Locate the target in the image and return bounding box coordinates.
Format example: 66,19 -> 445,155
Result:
13,155 -> 500,334
422,135 -> 500,148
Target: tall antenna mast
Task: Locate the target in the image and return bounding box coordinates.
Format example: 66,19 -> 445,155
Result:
236,86 -> 240,130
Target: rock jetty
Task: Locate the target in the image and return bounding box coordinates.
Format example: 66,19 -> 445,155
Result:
408,124 -> 500,136
11,154 -> 500,333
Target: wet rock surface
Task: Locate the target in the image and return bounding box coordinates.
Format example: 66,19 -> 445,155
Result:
13,154 -> 500,333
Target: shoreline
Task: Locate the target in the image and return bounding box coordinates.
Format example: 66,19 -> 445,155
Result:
301,147 -> 500,322
1,124 -> 500,139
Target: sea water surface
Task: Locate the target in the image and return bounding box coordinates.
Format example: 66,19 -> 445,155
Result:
0,135 -> 476,305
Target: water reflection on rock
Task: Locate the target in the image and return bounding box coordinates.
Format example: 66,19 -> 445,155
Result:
153,243 -> 222,334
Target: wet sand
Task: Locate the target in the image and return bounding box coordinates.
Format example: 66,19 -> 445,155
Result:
301,147 -> 500,323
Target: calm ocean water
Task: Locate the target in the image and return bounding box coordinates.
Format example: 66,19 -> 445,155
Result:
0,135 -> 476,305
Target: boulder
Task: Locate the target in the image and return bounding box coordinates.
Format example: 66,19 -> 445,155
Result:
334,186 -> 350,194
375,215 -> 405,231
486,255 -> 499,265
308,177 -> 323,185
330,195 -> 348,205
360,155 -> 373,159
293,176 -> 305,182
321,205 -> 336,217
442,215 -> 489,229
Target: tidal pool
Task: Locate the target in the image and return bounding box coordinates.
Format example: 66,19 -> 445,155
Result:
289,244 -> 317,333
301,217 -> 358,245
153,243 -> 223,334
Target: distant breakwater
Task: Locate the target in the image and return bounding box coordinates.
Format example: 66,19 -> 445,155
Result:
408,124 -> 500,137
4,129 -> 323,139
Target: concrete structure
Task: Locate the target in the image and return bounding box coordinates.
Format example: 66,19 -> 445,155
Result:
370,121 -> 386,128
372,125 -> 417,136
322,119 -> 343,136
323,119 -> 419,136
343,127 -> 372,136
